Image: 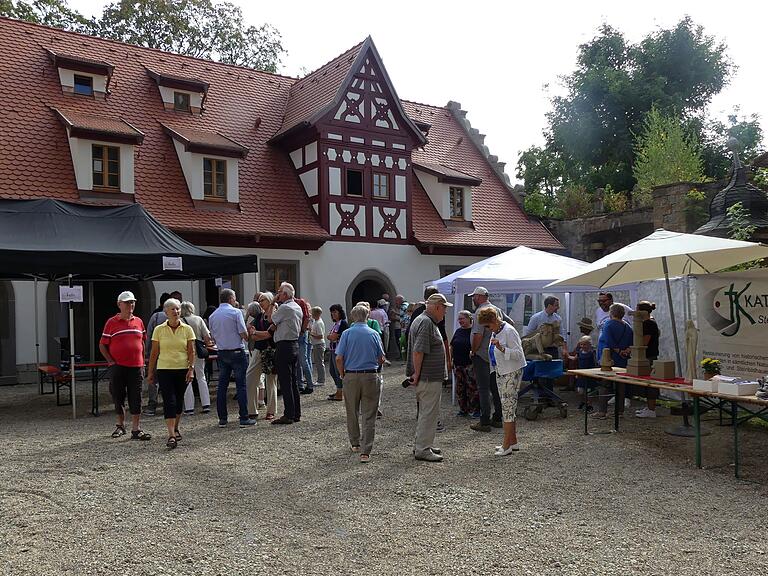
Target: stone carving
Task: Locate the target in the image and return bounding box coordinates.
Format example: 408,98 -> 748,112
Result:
521,322 -> 565,361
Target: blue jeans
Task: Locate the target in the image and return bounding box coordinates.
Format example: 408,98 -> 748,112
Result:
297,332 -> 314,390
216,349 -> 249,423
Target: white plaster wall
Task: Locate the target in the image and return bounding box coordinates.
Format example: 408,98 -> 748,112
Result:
414,169 -> 448,219
299,168 -> 318,197
13,280 -> 48,365
58,68 -> 107,94
304,141 -> 318,164
395,174 -> 406,202
198,242 -> 481,333
289,148 -> 303,169
329,167 -> 341,196
158,86 -> 203,109
171,141 -> 239,203
69,136 -> 135,194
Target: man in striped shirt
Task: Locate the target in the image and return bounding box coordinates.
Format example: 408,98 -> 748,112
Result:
99,291 -> 151,441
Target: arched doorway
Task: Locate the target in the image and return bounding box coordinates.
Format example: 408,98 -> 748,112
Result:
0,281 -> 16,385
345,269 -> 396,312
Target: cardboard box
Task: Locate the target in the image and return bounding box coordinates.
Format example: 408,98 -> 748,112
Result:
692,379 -> 718,393
717,381 -> 759,396
651,360 -> 675,379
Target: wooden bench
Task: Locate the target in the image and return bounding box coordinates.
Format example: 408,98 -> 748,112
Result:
38,364 -> 72,406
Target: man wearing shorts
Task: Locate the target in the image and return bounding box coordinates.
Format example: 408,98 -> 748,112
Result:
99,291 -> 151,440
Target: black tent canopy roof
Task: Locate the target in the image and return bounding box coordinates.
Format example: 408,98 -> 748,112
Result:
0,198 -> 258,280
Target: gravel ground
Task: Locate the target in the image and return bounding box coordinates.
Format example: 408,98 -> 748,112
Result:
1,366 -> 767,576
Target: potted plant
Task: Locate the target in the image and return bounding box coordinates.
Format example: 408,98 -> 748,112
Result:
700,357 -> 721,380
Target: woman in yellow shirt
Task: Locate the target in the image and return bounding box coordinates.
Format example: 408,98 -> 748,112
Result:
148,298 -> 196,449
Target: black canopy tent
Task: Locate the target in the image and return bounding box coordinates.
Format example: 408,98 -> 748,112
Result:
0,199 -> 258,280
0,198 -> 258,417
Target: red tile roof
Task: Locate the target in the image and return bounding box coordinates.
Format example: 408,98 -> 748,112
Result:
0,17 -> 328,241
404,100 -> 562,250
274,41 -> 365,139
412,161 -> 482,186
0,17 -> 561,251
161,124 -> 248,158
53,107 -> 145,143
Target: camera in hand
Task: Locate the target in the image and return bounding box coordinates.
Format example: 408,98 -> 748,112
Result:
401,377 -> 414,388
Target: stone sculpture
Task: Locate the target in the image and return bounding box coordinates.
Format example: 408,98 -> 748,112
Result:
521,322 -> 565,361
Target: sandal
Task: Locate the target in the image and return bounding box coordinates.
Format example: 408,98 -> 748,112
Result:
111,425 -> 126,438
166,436 -> 177,449
359,454 -> 370,463
174,429 -> 182,441
130,430 -> 152,441
350,445 -> 360,453
265,413 -> 275,421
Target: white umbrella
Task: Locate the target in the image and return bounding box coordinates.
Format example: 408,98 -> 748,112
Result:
546,229 -> 768,374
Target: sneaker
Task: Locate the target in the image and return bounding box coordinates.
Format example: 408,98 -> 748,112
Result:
183,410 -> 194,416
436,421 -> 445,433
142,408 -> 156,417
201,405 -> 211,414
257,402 -> 267,409
470,410 -> 482,419
218,420 -> 228,428
635,408 -> 657,418
239,418 -> 257,427
456,410 -> 469,417
300,388 -> 314,395
377,410 -> 383,419
590,412 -> 607,420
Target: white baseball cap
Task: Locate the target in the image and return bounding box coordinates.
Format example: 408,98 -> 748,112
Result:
117,291 -> 136,302
471,286 -> 489,296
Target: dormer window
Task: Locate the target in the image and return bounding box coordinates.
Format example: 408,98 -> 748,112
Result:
449,186 -> 464,219
92,145 -> 120,189
146,68 -> 208,115
46,49 -> 113,99
413,161 -> 481,224
174,91 -> 191,112
74,75 -> 94,96
204,158 -> 227,199
161,123 -> 247,206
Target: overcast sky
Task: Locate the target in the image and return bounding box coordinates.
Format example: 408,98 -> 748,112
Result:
69,0 -> 767,182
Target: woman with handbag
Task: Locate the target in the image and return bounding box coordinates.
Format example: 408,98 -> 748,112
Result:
248,292 -> 279,420
180,302 -> 214,415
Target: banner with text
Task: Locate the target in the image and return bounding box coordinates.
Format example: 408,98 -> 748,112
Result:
697,270 -> 768,379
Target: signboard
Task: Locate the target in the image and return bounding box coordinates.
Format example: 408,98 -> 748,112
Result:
59,285 -> 83,303
162,256 -> 183,271
215,277 -> 223,287
697,271 -> 768,379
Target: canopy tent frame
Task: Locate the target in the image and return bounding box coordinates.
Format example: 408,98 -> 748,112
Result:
0,198 -> 259,418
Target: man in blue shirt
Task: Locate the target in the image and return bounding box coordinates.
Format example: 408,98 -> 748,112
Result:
208,289 -> 255,428
335,304 -> 385,462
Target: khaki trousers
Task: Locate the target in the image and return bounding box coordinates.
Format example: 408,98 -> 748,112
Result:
414,378 -> 442,457
246,349 -> 277,415
343,372 -> 381,455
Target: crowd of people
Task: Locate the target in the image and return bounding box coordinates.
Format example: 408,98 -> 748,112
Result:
98,284 -> 662,458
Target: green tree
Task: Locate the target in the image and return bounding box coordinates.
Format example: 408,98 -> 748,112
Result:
0,0 -> 90,31
96,0 -> 284,71
518,17 -> 740,203
633,106 -> 704,202
698,111 -> 764,179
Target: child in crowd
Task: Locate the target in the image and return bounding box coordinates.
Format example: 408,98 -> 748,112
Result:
570,335 -> 598,411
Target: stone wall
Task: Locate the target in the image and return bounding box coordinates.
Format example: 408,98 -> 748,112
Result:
545,208 -> 654,262
651,180 -> 722,232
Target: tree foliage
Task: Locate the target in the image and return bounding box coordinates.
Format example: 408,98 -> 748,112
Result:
1,0 -> 285,71
0,0 -> 89,31
633,106 -> 704,195
97,0 -> 284,71
517,17 -> 760,217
